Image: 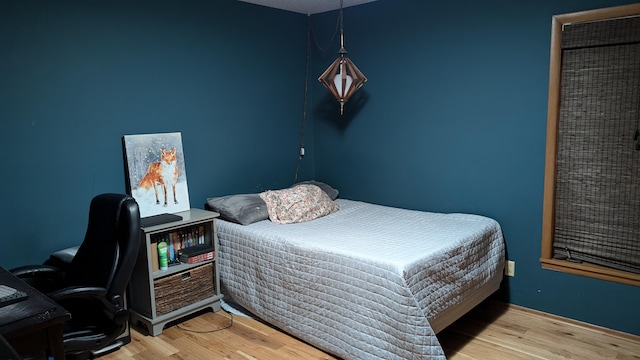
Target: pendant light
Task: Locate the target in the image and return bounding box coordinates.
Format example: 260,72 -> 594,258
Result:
318,0 -> 367,115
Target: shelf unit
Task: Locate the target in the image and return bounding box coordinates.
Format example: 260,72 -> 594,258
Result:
129,208 -> 223,336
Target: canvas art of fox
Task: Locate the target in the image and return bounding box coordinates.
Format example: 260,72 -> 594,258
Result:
139,148 -> 179,206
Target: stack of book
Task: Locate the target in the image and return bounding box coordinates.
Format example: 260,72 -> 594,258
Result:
177,244 -> 215,264
150,224 -> 214,271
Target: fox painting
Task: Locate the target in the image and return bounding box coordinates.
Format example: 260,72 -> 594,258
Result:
139,148 -> 179,206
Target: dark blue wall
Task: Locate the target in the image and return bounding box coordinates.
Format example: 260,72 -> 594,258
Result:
1,0 -> 638,339
310,0 -> 640,335
1,1 -> 311,267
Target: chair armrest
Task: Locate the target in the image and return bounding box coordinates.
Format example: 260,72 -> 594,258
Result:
9,264 -> 63,279
9,265 -> 65,293
48,286 -> 128,324
47,286 -> 108,302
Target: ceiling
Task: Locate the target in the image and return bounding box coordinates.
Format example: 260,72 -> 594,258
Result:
237,0 -> 377,15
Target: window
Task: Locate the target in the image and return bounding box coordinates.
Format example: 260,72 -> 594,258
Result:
541,3 -> 640,286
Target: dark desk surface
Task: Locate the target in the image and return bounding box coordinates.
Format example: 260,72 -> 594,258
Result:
0,266 -> 71,359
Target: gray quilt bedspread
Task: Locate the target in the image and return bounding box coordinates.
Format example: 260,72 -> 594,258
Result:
216,199 -> 505,359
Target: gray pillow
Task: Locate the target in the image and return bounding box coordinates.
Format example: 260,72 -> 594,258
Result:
206,194 -> 269,225
296,180 -> 339,200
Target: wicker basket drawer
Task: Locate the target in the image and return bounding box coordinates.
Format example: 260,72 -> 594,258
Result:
154,262 -> 214,316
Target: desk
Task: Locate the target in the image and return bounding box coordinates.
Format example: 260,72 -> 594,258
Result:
0,267 -> 71,360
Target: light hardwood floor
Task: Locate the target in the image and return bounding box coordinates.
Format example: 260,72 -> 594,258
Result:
100,301 -> 640,359
439,301 -> 640,360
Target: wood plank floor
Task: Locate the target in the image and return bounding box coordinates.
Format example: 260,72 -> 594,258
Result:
439,301 -> 640,360
100,301 -> 640,359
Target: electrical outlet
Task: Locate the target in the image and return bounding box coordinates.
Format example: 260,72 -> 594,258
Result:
505,260 -> 515,277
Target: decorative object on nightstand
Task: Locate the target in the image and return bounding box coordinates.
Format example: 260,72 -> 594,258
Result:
122,132 -> 191,218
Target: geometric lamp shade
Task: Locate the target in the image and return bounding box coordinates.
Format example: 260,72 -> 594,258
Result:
318,55 -> 367,115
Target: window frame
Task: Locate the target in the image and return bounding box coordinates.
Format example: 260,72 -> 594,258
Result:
540,3 -> 640,287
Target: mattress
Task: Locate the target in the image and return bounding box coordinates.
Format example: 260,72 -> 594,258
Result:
216,199 -> 505,359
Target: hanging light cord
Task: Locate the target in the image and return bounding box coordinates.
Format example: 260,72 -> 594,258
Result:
293,15 -> 312,184
293,2 -> 348,183
339,0 -> 344,42
310,3 -> 342,55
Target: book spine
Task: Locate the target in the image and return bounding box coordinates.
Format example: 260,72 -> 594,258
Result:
180,251 -> 215,264
150,242 -> 159,272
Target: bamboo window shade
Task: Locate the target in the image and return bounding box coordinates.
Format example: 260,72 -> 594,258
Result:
552,16 -> 640,274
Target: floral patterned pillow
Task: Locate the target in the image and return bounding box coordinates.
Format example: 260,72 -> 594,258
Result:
259,184 -> 339,224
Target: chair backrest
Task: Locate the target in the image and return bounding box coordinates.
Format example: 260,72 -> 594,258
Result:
66,193 -> 141,301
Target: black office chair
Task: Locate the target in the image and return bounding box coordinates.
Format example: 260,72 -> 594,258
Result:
10,193 -> 141,360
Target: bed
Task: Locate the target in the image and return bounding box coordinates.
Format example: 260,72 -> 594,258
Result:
207,184 -> 505,359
